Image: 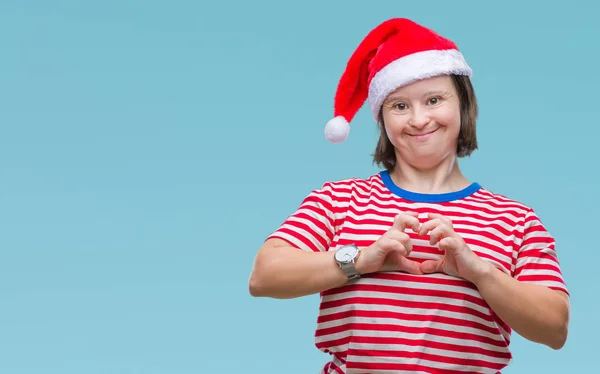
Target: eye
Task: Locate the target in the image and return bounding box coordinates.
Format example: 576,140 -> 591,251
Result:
427,97 -> 441,105
394,103 -> 407,111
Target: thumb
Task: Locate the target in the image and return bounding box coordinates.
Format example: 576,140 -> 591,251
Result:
397,256 -> 423,275
420,259 -> 441,274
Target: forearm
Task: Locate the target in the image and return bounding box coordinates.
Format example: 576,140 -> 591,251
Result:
249,241 -> 348,299
473,264 -> 570,350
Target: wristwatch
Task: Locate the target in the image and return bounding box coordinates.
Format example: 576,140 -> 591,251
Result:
334,244 -> 361,280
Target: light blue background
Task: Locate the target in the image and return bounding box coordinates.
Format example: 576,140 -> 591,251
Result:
1,1 -> 598,373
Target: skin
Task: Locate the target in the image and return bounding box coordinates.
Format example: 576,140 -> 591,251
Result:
380,75 -> 471,193
249,75 -> 570,350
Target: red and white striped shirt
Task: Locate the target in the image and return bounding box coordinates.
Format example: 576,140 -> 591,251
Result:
267,171 -> 568,374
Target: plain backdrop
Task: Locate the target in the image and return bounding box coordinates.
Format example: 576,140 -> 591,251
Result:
1,0 -> 598,373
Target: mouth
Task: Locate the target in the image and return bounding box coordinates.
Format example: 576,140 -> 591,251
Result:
408,127 -> 439,140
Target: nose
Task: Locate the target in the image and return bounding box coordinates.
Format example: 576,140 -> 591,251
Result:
408,107 -> 430,129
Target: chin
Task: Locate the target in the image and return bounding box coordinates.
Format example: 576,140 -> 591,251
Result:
404,151 -> 452,169
410,159 -> 442,170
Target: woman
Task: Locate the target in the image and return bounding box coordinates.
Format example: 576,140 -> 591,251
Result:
248,18 -> 570,374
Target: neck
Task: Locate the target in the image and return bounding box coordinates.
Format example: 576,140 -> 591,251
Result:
390,154 -> 470,194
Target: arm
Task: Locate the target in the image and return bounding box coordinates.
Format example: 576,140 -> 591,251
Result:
473,265 -> 570,350
248,182 -> 347,299
419,211 -> 570,350
248,238 -> 349,299
249,214 -> 424,299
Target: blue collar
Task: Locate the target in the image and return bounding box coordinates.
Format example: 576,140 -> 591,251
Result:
380,170 -> 481,203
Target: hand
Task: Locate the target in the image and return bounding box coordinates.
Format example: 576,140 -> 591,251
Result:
418,213 -> 492,283
355,212 -> 423,275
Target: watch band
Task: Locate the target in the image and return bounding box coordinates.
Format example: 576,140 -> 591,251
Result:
340,261 -> 361,280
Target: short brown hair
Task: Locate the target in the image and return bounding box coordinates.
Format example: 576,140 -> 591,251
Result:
372,74 -> 478,171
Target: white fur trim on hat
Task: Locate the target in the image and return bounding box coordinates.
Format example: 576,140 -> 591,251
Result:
367,49 -> 472,121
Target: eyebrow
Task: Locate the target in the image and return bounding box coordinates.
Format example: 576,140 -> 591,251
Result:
385,90 -> 450,103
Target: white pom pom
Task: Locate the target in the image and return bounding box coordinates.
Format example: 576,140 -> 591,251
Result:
324,116 -> 350,143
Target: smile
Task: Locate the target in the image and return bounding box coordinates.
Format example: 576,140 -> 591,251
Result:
408,127 -> 439,141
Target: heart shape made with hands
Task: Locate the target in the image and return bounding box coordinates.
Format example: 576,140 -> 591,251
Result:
387,211 -> 490,282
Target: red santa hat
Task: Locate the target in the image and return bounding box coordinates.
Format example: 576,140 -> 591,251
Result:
324,18 -> 473,143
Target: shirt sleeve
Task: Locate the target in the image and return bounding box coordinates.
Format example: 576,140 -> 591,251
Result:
513,208 -> 569,295
266,181 -> 347,252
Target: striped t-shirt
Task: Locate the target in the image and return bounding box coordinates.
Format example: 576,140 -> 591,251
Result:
267,171 -> 568,374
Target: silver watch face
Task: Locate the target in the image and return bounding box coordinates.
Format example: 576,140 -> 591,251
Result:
335,245 -> 359,263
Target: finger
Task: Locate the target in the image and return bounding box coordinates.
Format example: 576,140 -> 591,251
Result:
428,213 -> 444,220
428,213 -> 453,227
385,231 -> 413,254
420,259 -> 442,274
418,218 -> 441,237
392,213 -> 421,232
392,214 -> 411,231
429,225 -> 450,246
397,256 -> 423,275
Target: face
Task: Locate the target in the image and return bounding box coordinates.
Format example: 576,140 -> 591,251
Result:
381,75 -> 461,169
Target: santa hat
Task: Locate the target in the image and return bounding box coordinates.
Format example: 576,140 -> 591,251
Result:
324,18 -> 473,143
